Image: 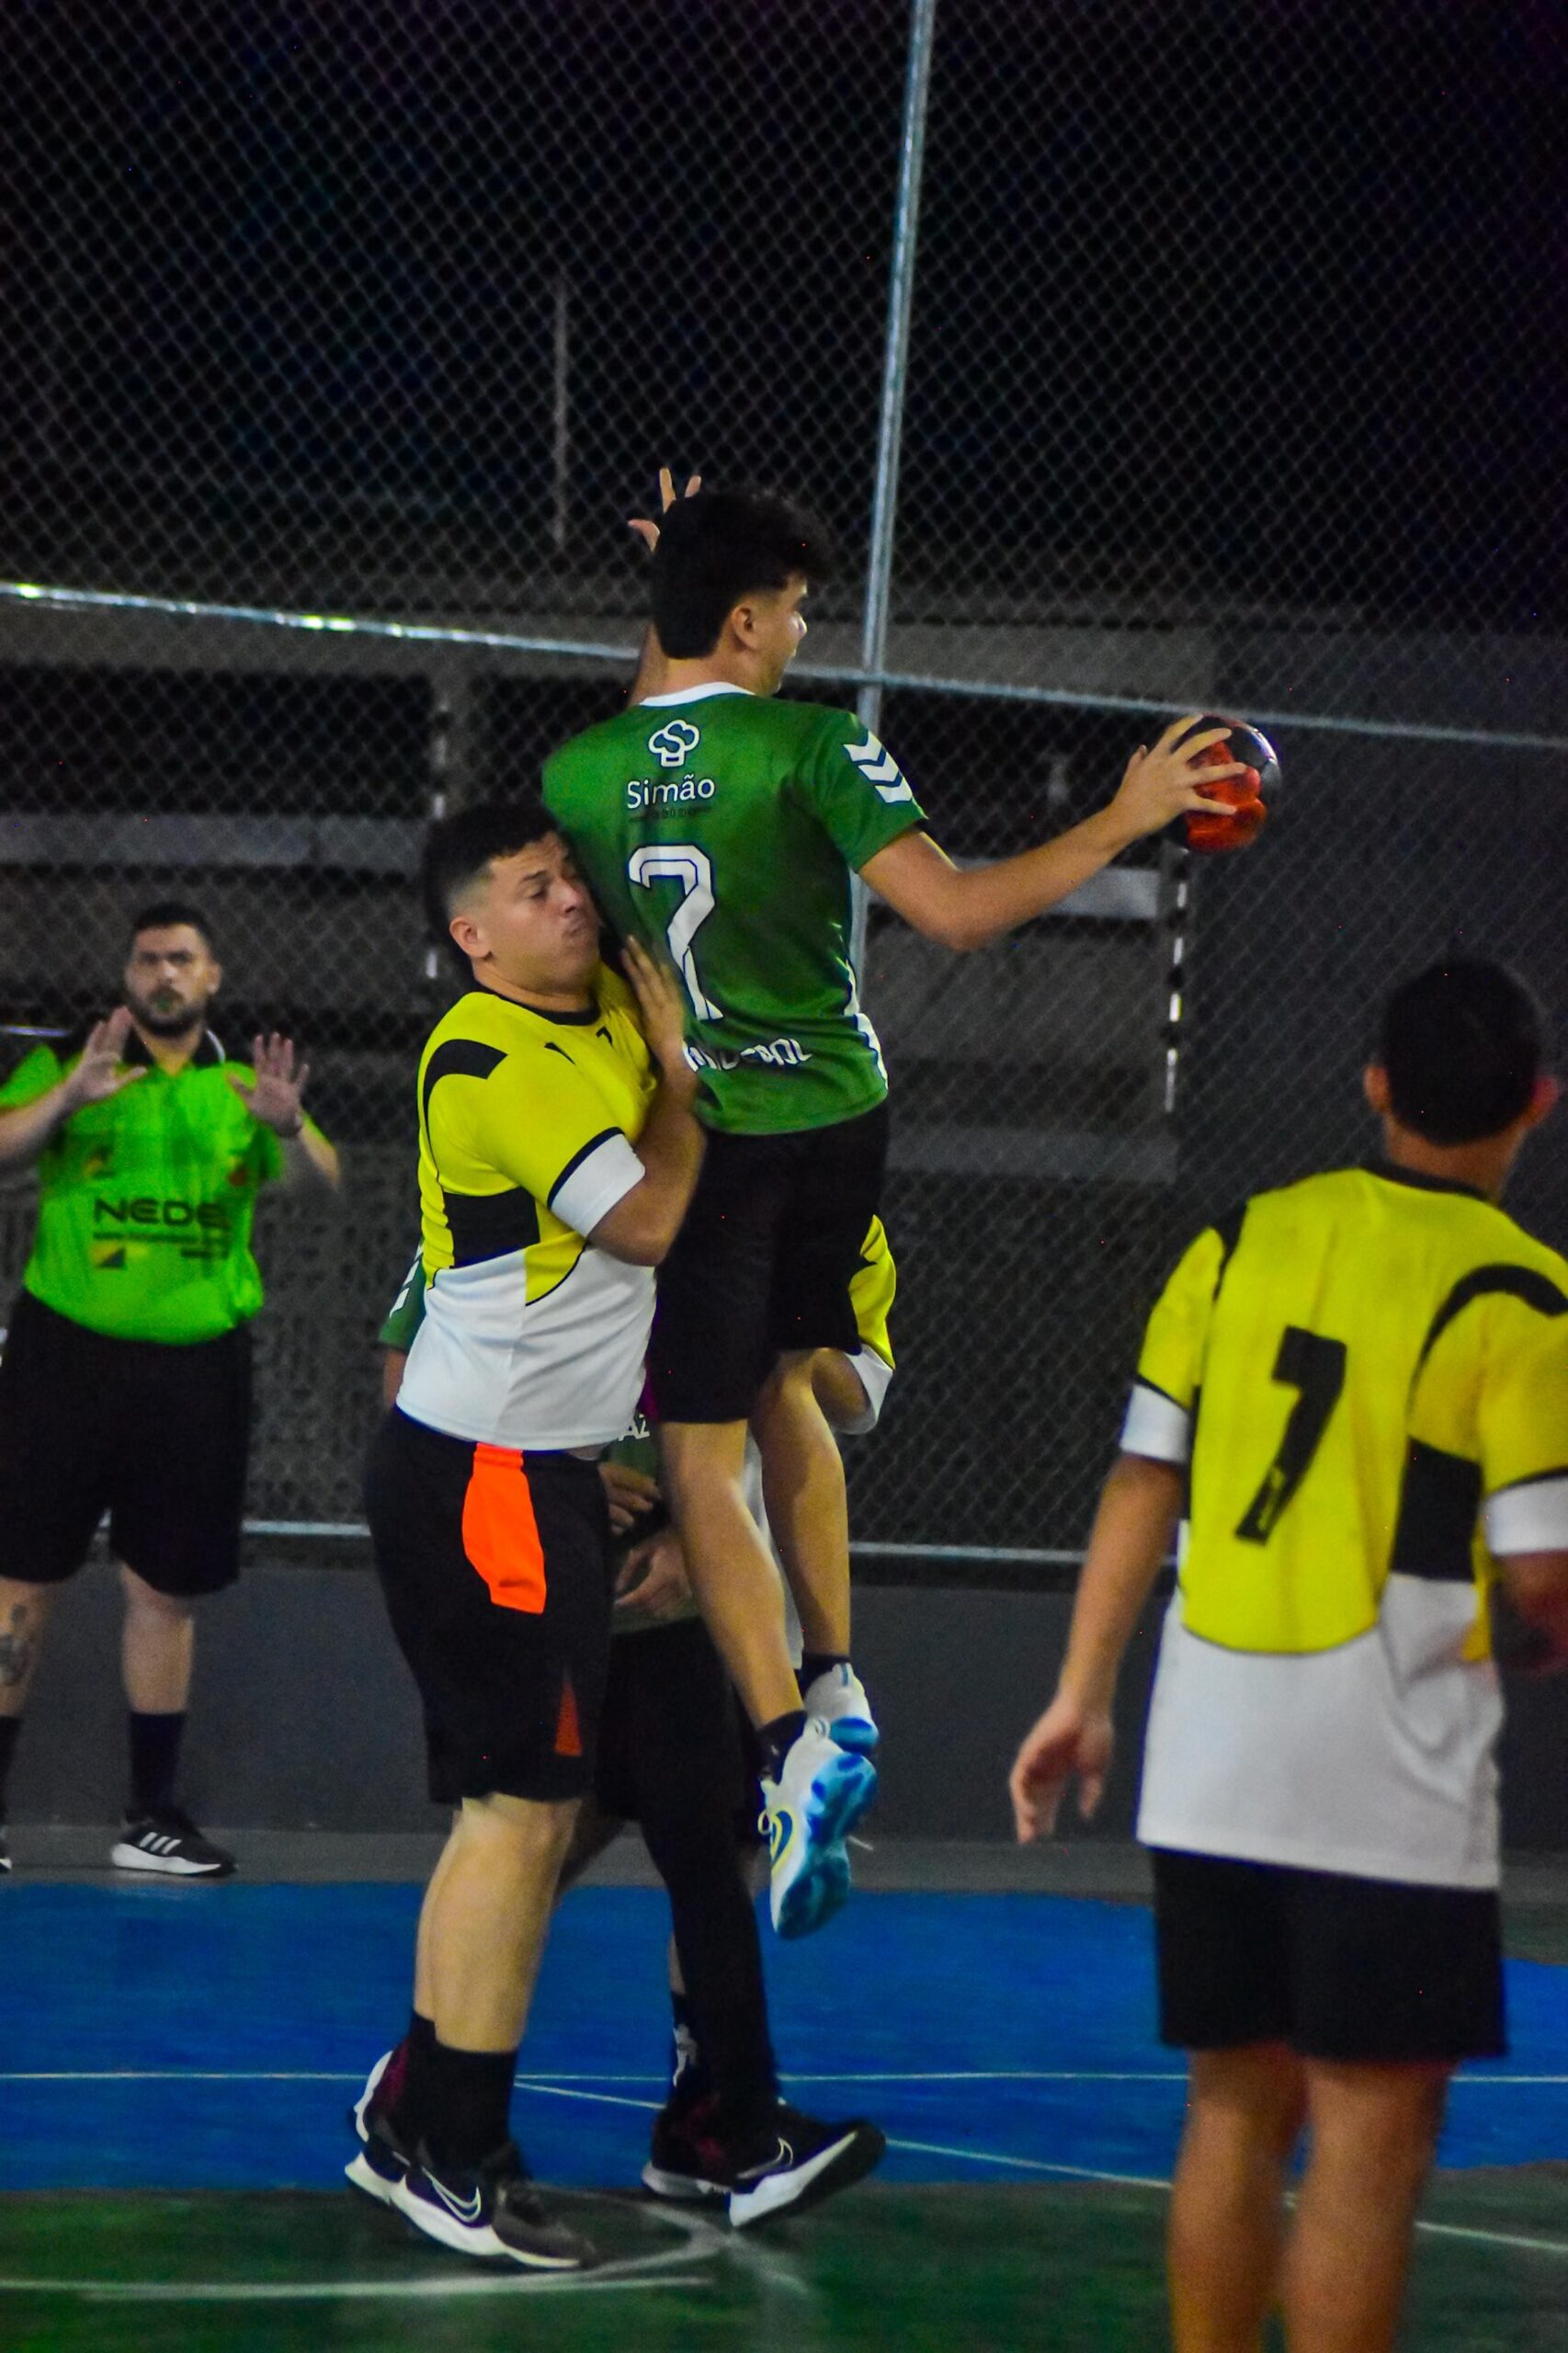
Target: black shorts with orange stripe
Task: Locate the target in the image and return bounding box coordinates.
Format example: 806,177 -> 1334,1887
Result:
364,1406 -> 613,1805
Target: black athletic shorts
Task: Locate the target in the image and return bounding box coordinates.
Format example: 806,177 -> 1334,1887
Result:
648,1099 -> 890,1424
1151,1847 -> 1506,2065
365,1406 -> 613,1807
0,1289 -> 253,1597
593,1615 -> 763,1847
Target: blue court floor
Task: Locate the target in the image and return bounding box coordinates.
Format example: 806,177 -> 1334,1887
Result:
6,1881 -> 1567,2194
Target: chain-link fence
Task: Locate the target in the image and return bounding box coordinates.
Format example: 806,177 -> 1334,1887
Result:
3,0 -> 1564,1557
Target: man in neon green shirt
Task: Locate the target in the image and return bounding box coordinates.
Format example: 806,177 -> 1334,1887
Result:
0,901 -> 338,1877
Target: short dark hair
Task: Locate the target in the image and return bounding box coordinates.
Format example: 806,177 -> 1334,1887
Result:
650,486 -> 836,659
129,900 -> 216,953
421,795 -> 562,976
1378,960 -> 1545,1144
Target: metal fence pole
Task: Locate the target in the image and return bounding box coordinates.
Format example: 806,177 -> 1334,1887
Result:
858,0 -> 937,744
853,0 -> 937,969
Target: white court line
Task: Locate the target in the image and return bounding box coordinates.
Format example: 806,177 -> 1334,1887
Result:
7,2071 -> 1568,2269
1415,2220 -> 1568,2258
0,2271 -> 712,2306
877,2137 -> 1568,2264
512,2086 -> 1568,2263
6,2066 -> 1568,2086
0,2204 -> 730,2304
884,2133 -> 1171,2191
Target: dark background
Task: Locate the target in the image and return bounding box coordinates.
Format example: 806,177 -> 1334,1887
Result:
3,0 -> 1563,622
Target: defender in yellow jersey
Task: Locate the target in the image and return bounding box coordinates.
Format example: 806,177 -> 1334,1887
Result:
359,798 -> 704,2272
399,965 -> 660,1451
1011,961 -> 1568,2353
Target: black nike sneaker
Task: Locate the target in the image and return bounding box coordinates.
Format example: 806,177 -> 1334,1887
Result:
392,2141 -> 598,2268
642,2095 -> 731,2202
724,2104 -> 885,2228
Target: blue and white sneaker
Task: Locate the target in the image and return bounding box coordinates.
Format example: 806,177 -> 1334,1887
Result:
801,1662 -> 881,1755
392,2141 -> 597,2268
345,2049 -> 412,2207
764,1717 -> 877,1940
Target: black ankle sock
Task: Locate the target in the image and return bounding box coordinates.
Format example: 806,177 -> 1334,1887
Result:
0,1716 -> 20,1820
128,1711 -> 185,1819
800,1651 -> 849,1694
756,1709 -> 808,1783
667,1989 -> 711,2110
423,2040 -> 517,2173
386,2010 -> 437,2140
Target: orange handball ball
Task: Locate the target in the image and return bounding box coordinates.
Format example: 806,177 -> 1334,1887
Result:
1175,714 -> 1278,854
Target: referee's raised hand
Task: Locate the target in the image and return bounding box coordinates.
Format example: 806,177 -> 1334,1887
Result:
229,1031 -> 309,1137
62,1007 -> 147,1107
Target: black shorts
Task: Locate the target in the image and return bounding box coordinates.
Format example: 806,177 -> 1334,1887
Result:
593,1615 -> 762,1847
648,1099 -> 889,1423
0,1289 -> 252,1597
1152,1847 -> 1506,2065
365,1407 -> 613,1807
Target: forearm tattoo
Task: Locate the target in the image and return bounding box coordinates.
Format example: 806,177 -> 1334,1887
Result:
0,1603 -> 37,1691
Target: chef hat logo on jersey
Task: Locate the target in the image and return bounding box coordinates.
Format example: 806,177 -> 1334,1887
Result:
649,719 -> 701,769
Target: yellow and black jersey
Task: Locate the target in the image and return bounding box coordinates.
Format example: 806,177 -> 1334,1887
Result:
398,970 -> 657,1450
838,1213 -> 897,1434
1122,1160 -> 1568,1889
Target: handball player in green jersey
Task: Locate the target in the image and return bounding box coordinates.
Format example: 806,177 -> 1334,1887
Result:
544,478 -> 1239,1938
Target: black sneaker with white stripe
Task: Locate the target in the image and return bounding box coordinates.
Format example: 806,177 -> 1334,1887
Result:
392,2141 -> 598,2268
110,1809 -> 235,1878
725,2105 -> 886,2229
0,1827 -> 10,1875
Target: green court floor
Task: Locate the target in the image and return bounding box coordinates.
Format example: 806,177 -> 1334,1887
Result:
3,2176 -> 1567,2353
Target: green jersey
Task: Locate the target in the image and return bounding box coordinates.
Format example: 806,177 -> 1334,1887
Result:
542,684 -> 925,1135
0,1029 -> 307,1345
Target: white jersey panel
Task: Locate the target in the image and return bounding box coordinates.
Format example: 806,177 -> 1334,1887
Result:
1485,1474 -> 1568,1555
399,1243 -> 654,1450
1137,1574 -> 1505,1889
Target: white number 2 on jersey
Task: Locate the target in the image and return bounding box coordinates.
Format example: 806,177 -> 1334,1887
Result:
627,844 -> 723,1021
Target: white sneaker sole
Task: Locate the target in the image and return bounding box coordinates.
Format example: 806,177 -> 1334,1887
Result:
390,2175 -> 585,2268
728,2124 -> 884,2229
770,1749 -> 877,1938
345,2149 -> 402,2207
109,1842 -> 231,1877
641,2159 -> 725,2202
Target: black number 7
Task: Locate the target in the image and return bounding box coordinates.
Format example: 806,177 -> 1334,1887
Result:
1234,1325 -> 1347,1544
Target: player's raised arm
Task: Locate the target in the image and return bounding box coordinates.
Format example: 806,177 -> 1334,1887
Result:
624,468 -> 703,707
861,718 -> 1244,953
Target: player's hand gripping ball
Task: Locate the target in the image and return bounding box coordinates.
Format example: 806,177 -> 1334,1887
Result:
1175,714 -> 1278,853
